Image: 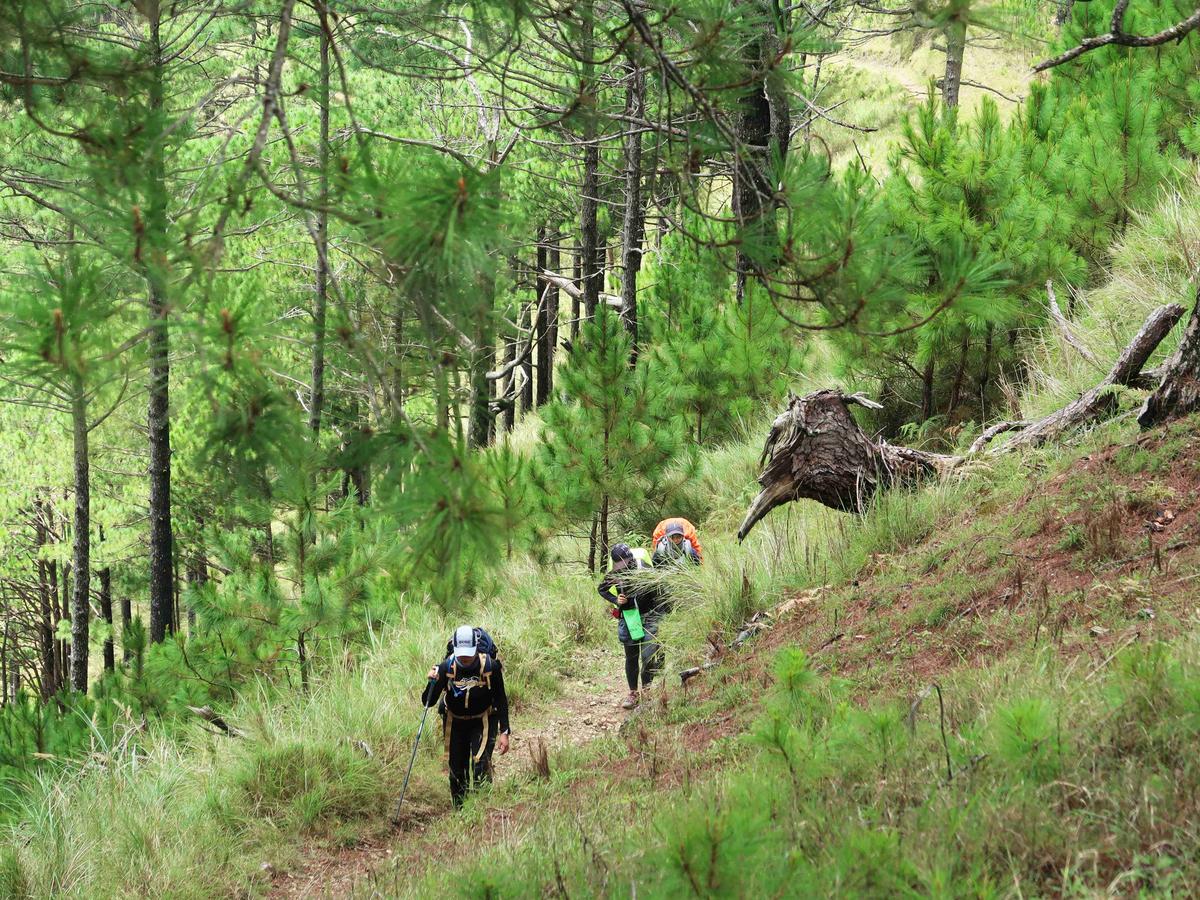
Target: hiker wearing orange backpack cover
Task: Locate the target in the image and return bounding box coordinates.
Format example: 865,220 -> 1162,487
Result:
652,517 -> 702,566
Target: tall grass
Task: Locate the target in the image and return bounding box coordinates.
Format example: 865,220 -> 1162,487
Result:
395,635 -> 1200,897
1021,170 -> 1200,420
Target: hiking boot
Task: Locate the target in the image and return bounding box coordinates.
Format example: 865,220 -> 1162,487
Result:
621,691 -> 639,710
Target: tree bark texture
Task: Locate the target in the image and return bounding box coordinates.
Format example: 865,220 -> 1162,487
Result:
739,303 -> 1186,540
1139,290 -> 1200,428
571,241 -> 582,345
535,228 -> 553,405
942,14 -> 967,109
308,14 -> 331,435
547,234 -> 561,384
519,296 -> 534,414
733,4 -> 786,304
100,566 -> 114,672
738,390 -> 960,539
619,63 -> 645,361
147,12 -> 174,644
34,497 -> 54,700
69,378 -> 90,692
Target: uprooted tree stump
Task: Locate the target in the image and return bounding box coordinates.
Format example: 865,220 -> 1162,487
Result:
1140,288 -> 1200,428
738,300 -> 1187,541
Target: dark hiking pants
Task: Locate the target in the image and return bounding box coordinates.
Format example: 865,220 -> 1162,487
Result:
447,714 -> 498,808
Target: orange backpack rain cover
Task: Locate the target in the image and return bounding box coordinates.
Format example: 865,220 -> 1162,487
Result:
652,518 -> 704,562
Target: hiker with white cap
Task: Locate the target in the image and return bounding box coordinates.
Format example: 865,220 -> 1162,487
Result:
421,624 -> 511,807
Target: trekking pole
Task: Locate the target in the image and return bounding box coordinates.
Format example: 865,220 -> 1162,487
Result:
391,680 -> 435,824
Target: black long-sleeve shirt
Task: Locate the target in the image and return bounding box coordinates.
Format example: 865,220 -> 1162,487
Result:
422,656 -> 510,734
597,562 -> 666,615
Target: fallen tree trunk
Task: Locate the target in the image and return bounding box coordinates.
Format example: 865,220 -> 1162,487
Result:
738,302 -> 1185,541
1139,289 -> 1200,429
991,302 -> 1182,452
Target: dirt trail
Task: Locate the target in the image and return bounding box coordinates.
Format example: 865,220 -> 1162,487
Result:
269,647 -> 630,899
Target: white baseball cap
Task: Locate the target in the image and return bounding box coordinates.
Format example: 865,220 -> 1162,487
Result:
452,625 -> 478,657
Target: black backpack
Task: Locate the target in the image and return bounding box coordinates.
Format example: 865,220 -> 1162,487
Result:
444,626 -> 499,661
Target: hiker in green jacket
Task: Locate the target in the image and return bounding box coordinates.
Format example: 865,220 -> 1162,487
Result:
597,543 -> 668,710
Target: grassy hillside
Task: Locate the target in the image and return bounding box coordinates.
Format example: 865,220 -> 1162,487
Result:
5,12 -> 1200,899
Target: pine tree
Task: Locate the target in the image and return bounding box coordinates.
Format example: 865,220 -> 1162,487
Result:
535,306 -> 680,569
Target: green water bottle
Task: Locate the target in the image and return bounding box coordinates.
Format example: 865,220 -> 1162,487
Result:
622,606 -> 645,641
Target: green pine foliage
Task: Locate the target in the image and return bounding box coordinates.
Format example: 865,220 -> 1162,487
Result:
535,306 -> 680,560
651,230 -> 795,444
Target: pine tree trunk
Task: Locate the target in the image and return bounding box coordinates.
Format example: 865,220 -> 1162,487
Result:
599,492 -> 610,566
535,229 -> 552,405
520,297 -> 534,414
35,497 -> 54,700
309,15 -> 331,435
943,14 -> 967,109
468,289 -> 494,449
547,234 -> 561,396
619,63 -> 645,361
69,377 -> 90,692
501,334 -> 516,432
579,3 -> 600,323
1054,0 -> 1074,26
49,560 -> 62,693
946,331 -> 970,418
172,540 -> 181,635
146,12 -> 174,645
734,8 -> 776,305
571,242 -> 582,345
588,511 -> 599,574
978,324 -> 994,419
59,563 -> 70,692
921,356 -> 935,422
1139,290 -> 1200,428
120,592 -> 132,663
100,567 -> 114,673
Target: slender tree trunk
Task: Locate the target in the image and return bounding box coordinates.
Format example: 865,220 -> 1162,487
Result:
59,563 -> 70,693
49,560 -> 62,693
734,12 -> 776,305
943,14 -> 967,109
35,497 -> 53,700
309,14 -> 331,435
599,492 -> 610,567
120,592 -> 132,663
619,63 -> 645,362
579,3 -> 601,323
978,323 -> 994,419
468,279 -> 494,448
2,623 -> 10,706
1054,0 -> 1074,27
921,356 -> 936,422
571,242 -> 582,345
500,333 -> 516,432
535,228 -> 552,405
520,297 -> 534,414
547,234 -> 561,381
946,332 -> 971,417
588,511 -> 599,574
172,540 -> 181,636
146,12 -> 174,644
100,566 -> 114,673
69,377 -> 90,692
